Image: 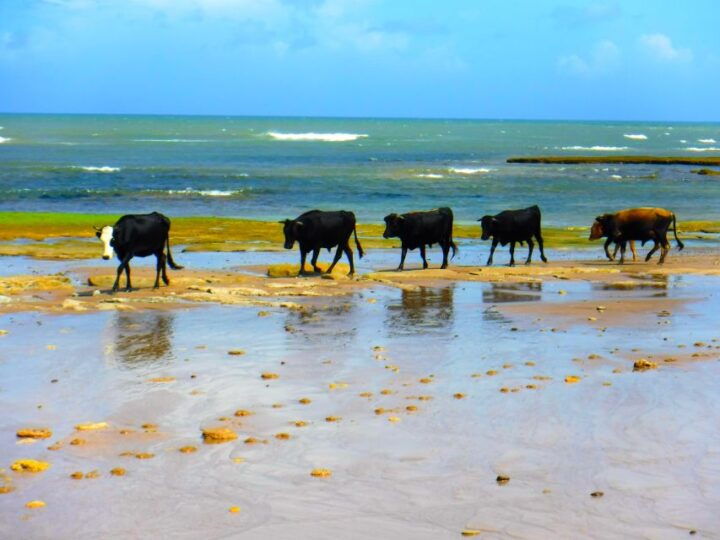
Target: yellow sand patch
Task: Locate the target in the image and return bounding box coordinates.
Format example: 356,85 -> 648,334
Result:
75,422 -> 108,431
564,376 -> 581,384
229,506 -> 241,513
633,359 -> 658,371
147,376 -> 175,383
298,398 -> 312,405
11,459 -> 50,473
261,372 -> 279,380
461,529 -> 482,537
234,409 -> 253,417
202,427 -> 238,443
275,432 -> 291,440
310,468 -> 332,478
227,350 -> 246,356
179,446 -> 198,453
25,500 -> 46,509
110,467 -> 126,476
16,428 -> 52,439
325,416 -> 341,422
328,382 -> 349,390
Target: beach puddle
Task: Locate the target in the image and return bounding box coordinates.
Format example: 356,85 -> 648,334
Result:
1,273 -> 720,538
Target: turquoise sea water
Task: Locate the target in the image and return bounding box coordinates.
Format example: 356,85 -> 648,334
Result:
0,114 -> 719,226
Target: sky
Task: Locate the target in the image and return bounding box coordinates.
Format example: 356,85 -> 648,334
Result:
1,0 -> 719,121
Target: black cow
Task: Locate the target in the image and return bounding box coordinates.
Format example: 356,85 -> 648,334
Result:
95,212 -> 183,292
478,205 -> 548,266
281,210 -> 364,276
383,207 -> 457,270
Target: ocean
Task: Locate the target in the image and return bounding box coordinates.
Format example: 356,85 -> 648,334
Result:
1,114 -> 719,226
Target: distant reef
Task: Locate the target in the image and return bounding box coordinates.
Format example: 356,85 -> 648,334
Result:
691,168 -> 720,176
507,156 -> 720,166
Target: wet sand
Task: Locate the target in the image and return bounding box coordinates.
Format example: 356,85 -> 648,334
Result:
2,252 -> 720,538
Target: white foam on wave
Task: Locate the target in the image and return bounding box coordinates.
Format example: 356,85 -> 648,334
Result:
623,133 -> 648,140
448,167 -> 492,175
415,173 -> 444,179
610,174 -> 623,180
684,147 -> 720,152
75,166 -> 121,173
266,131 -> 367,142
559,145 -> 629,151
698,138 -> 717,144
165,188 -> 239,197
0,136 -> 11,144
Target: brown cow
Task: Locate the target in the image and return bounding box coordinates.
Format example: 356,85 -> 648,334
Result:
589,207 -> 683,264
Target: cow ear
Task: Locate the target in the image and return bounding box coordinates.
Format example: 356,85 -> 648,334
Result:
95,231 -> 102,238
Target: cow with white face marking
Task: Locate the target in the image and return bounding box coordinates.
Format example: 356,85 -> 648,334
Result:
95,212 -> 183,292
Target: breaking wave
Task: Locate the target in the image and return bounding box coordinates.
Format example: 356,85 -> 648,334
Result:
74,166 -> 121,173
559,145 -> 629,151
160,188 -> 241,197
698,138 -> 717,144
0,136 -> 11,144
448,167 -> 492,174
623,134 -> 647,140
266,131 -> 368,142
414,173 -> 444,179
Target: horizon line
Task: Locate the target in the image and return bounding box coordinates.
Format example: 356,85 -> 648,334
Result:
1,111 -> 719,125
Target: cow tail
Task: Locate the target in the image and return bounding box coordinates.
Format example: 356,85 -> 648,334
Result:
166,235 -> 184,270
672,213 -> 684,251
450,239 -> 458,259
353,225 -> 365,259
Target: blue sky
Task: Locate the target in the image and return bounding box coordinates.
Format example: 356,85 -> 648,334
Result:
1,0 -> 719,120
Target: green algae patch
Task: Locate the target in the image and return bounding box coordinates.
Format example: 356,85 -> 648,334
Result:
0,212 -> 717,261
0,275 -> 73,295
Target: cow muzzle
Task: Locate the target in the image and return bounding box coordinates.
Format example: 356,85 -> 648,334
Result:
284,241 -> 294,250
102,255 -> 111,260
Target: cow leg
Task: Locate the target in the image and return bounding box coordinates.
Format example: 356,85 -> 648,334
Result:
658,238 -> 670,264
419,244 -> 428,269
298,249 -> 309,276
536,233 -> 548,263
343,243 -> 355,275
525,238 -> 534,264
508,242 -> 516,266
124,261 -> 132,291
440,241 -> 449,269
160,253 -> 170,285
310,248 -> 321,273
604,238 -> 615,261
630,240 -> 638,262
326,244 -> 343,273
153,252 -> 165,288
487,239 -> 499,266
112,254 -> 132,292
398,246 -> 408,271
618,241 -> 626,264
645,240 -> 660,262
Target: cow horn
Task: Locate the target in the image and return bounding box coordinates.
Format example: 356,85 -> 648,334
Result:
296,221 -> 304,227
93,225 -> 102,232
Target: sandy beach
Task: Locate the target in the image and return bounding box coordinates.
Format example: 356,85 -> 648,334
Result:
2,247 -> 720,539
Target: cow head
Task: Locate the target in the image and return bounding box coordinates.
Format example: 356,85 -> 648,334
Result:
383,214 -> 403,239
280,219 -> 303,249
478,216 -> 497,241
589,214 -> 612,240
95,226 -> 114,260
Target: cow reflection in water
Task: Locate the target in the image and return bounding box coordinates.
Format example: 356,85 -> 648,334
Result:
482,282 -> 542,304
112,312 -> 175,364
386,286 -> 454,333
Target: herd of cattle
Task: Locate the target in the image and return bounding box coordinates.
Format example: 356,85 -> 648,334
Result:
95,206 -> 684,291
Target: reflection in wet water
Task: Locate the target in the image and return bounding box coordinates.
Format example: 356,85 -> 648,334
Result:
111,312 -> 175,365
283,300 -> 358,344
386,286 -> 454,334
593,274 -> 669,295
482,282 -> 542,303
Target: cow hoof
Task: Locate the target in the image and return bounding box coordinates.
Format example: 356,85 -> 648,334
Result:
541,257 -> 548,263
124,288 -> 133,293
440,265 -> 448,269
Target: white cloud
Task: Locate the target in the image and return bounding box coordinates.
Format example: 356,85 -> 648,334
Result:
639,33 -> 692,62
558,39 -> 620,76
